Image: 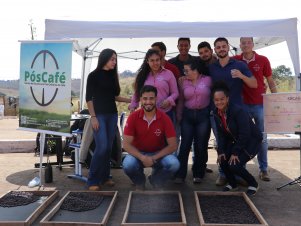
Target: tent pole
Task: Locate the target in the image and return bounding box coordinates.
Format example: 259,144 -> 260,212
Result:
79,49 -> 87,111
79,38 -> 103,110
297,73 -> 301,90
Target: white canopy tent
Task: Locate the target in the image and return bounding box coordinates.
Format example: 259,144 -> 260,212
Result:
44,18 -> 300,108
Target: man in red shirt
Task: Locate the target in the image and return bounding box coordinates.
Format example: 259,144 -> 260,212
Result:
151,42 -> 181,81
234,37 -> 277,182
122,85 -> 180,190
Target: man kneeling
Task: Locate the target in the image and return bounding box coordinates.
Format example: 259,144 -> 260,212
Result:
123,85 -> 180,190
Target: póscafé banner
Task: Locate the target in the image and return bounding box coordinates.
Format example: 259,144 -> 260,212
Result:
19,41 -> 72,135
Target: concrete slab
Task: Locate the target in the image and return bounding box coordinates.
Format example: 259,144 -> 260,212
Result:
0,139 -> 35,153
0,118 -> 300,153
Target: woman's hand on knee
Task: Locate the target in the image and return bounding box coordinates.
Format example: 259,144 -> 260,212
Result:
228,154 -> 240,165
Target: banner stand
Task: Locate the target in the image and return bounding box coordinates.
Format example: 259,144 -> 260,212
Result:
39,133 -> 46,187
27,132 -> 46,188
19,41 -> 73,188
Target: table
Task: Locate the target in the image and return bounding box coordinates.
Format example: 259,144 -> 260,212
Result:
34,114 -> 90,170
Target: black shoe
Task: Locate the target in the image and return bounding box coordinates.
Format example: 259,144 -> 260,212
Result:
246,185 -> 259,196
193,177 -> 202,184
223,185 -> 238,192
206,167 -> 213,173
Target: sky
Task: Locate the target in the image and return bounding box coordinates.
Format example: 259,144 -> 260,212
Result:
0,0 -> 300,80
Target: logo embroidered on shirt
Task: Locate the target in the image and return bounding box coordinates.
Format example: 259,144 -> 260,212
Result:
253,64 -> 261,72
154,129 -> 162,136
197,83 -> 207,89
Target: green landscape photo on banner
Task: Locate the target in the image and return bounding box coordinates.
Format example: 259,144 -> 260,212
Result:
19,41 -> 72,134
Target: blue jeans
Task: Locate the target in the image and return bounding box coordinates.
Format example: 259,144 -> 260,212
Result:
123,152 -> 180,187
176,107 -> 211,179
87,113 -> 118,186
245,104 -> 268,172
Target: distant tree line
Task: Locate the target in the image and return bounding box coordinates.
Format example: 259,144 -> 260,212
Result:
0,65 -> 296,97
0,80 -> 19,89
272,65 -> 295,92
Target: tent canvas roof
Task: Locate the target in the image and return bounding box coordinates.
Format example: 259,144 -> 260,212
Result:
44,18 -> 300,106
45,17 -> 299,71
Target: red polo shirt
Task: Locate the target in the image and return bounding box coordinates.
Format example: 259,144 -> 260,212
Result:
124,108 -> 176,153
233,52 -> 272,104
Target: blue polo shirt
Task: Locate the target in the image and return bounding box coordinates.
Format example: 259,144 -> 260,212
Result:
209,58 -> 252,106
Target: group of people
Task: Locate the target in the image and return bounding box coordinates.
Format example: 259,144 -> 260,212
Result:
84,36 -> 277,196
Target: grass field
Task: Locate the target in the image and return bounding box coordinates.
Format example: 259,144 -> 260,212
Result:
19,108 -> 70,133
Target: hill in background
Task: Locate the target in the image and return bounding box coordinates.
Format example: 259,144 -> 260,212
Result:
0,79 -> 82,97
0,70 -> 136,98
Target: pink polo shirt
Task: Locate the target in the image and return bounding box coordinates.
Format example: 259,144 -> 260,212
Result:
177,75 -> 212,121
129,68 -> 179,112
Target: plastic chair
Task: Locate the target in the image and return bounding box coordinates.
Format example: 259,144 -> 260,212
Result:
67,129 -> 87,182
119,112 -> 126,140
119,112 -> 129,162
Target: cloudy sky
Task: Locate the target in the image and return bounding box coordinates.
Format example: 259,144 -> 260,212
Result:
0,0 -> 300,80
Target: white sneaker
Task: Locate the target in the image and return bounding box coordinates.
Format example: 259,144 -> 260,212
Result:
28,177 -> 40,187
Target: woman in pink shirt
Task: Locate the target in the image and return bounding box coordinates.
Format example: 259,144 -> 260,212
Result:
128,49 -> 179,122
175,59 -> 212,184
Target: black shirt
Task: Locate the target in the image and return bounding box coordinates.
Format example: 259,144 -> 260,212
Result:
85,69 -> 119,114
168,54 -> 197,76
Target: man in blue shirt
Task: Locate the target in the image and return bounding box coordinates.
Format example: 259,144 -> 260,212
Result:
209,37 -> 257,186
209,37 -> 257,105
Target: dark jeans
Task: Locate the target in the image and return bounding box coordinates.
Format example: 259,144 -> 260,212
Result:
220,151 -> 258,188
165,109 -> 176,127
176,107 -> 211,179
87,113 -> 117,186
